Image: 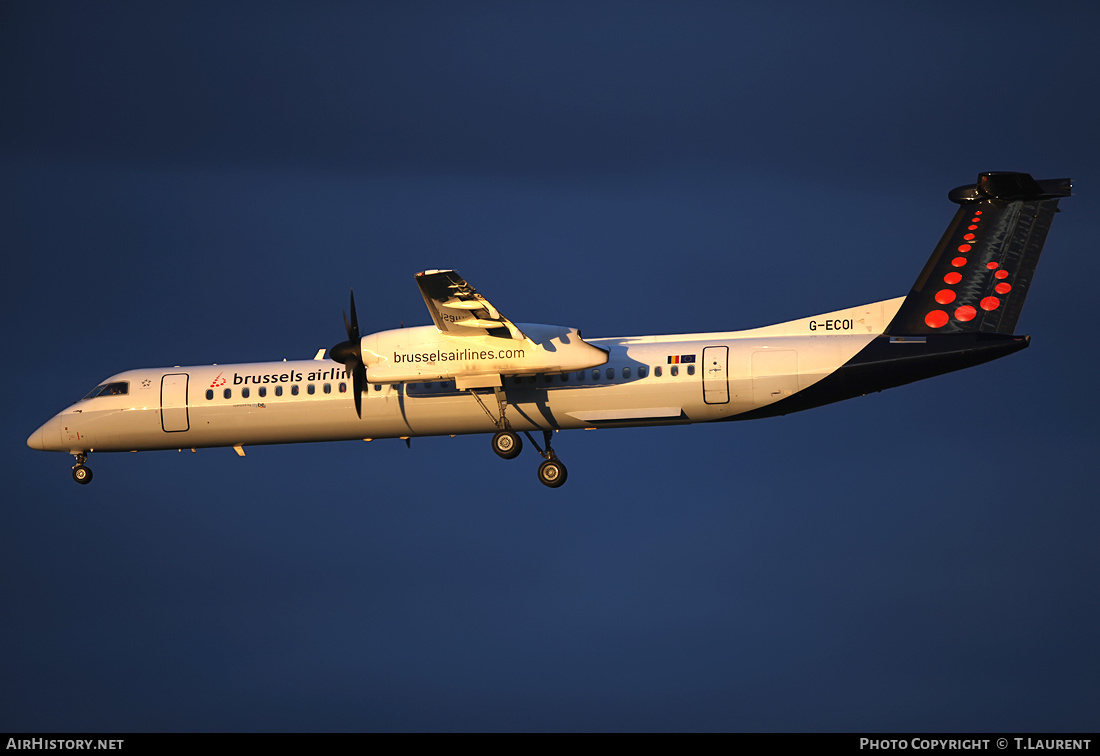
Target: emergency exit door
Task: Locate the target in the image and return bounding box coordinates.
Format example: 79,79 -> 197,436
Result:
702,346 -> 729,404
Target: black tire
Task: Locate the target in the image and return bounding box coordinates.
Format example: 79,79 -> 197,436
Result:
537,459 -> 567,488
491,431 -> 522,460
72,465 -> 93,485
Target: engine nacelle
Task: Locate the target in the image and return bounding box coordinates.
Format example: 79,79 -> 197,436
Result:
361,323 -> 608,388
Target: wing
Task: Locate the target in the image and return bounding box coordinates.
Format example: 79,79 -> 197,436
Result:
414,269 -> 527,341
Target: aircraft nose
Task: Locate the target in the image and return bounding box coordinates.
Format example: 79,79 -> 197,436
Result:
27,415 -> 61,451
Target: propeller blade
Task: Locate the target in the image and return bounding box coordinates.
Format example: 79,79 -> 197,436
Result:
333,287 -> 366,419
347,288 -> 360,342
346,360 -> 364,419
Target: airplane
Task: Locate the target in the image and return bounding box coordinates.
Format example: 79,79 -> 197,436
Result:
27,171 -> 1071,488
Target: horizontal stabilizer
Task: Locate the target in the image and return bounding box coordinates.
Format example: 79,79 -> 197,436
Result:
886,172 -> 1070,336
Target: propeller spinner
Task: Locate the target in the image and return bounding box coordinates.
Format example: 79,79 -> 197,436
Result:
330,289 -> 367,418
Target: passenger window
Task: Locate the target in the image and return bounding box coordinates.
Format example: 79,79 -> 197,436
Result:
606,368 -> 615,379
639,366 -> 648,378
324,383 -> 331,394
291,385 -> 299,396
307,384 -> 315,395
275,385 -> 283,397
258,386 -> 266,397
560,373 -> 569,382
206,389 -> 213,400
671,365 -> 679,377
339,382 -> 347,393
623,367 -> 631,378
687,365 -> 695,376
655,366 -> 662,377
223,388 -> 232,399
373,384 -> 381,391
242,387 -> 250,399
577,371 -> 586,381
592,370 -> 600,381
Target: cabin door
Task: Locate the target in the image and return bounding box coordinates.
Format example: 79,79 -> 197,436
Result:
161,373 -> 190,432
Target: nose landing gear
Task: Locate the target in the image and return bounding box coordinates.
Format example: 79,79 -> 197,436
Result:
71,453 -> 93,485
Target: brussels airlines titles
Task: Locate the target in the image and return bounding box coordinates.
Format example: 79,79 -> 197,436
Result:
226,367 -> 349,386
393,347 -> 526,364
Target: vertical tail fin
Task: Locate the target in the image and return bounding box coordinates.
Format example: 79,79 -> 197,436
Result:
885,172 -> 1071,336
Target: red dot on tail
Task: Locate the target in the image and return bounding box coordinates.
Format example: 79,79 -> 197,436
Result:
955,305 -> 977,322
925,310 -> 949,328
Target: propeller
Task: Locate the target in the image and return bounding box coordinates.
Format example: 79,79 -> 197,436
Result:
330,288 -> 366,418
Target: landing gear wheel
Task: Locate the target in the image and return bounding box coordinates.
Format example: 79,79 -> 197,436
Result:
491,431 -> 523,460
537,459 -> 567,488
72,464 -> 93,485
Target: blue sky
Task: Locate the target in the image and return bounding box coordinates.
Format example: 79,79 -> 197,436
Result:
3,1 -> 1098,732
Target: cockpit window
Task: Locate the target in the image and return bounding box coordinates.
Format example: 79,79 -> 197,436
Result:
81,381 -> 129,400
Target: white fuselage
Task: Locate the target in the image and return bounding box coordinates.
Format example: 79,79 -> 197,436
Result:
28,298 -> 904,455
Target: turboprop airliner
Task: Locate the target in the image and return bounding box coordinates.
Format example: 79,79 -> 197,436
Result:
27,172 -> 1071,487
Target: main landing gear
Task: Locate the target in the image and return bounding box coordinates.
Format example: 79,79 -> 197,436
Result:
492,430 -> 523,459
71,452 -> 93,485
490,429 -> 568,488
473,387 -> 568,488
536,453 -> 567,488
